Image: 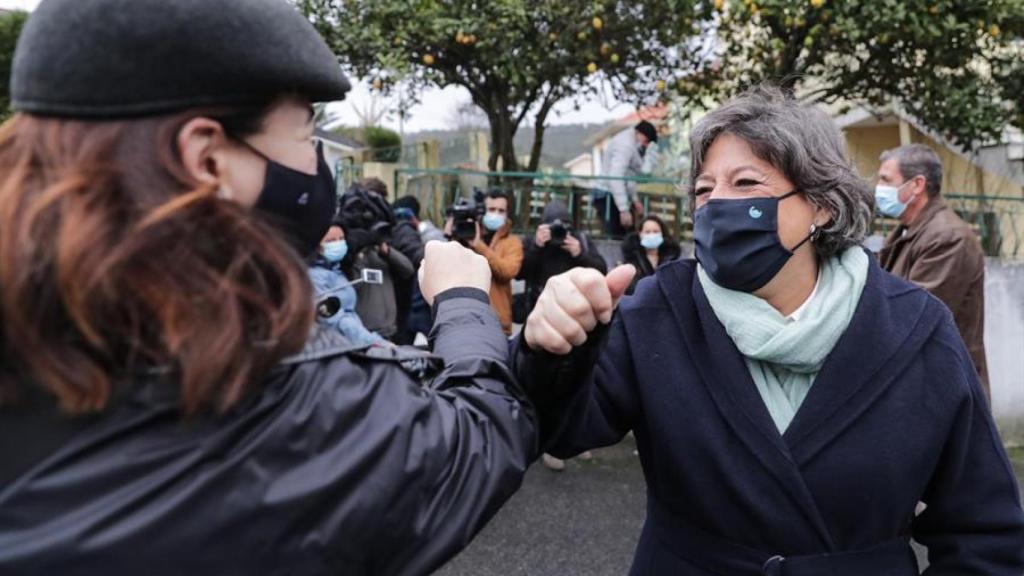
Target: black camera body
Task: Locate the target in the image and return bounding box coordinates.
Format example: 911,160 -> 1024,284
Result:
447,189 -> 486,243
547,219 -> 573,247
338,184 -> 394,245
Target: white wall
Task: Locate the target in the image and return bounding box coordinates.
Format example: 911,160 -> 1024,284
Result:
986,259 -> 1024,445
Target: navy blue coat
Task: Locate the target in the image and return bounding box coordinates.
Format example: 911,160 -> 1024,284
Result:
515,255 -> 1024,575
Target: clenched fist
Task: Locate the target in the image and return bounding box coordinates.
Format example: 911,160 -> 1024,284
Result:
524,265 -> 635,355
419,240 -> 492,305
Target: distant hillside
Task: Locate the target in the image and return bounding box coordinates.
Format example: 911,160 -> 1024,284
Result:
407,123 -> 607,170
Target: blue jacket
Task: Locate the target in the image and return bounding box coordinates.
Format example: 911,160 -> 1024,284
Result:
514,254 -> 1024,575
309,263 -> 385,348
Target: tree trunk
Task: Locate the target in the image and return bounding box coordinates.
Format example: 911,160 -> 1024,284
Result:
526,98 -> 557,173
485,109 -> 520,173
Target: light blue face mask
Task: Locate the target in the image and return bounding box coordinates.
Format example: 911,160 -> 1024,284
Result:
483,213 -> 507,232
321,240 -> 348,263
640,233 -> 664,250
875,182 -> 910,218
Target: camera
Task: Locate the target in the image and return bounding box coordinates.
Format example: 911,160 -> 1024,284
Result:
339,184 -> 394,243
447,189 -> 486,243
548,219 -> 573,247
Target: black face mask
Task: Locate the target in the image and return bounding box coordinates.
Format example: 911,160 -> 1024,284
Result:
238,139 -> 338,258
693,190 -> 816,293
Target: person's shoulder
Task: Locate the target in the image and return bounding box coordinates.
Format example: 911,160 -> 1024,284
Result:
871,254 -> 957,345
498,231 -> 524,248
927,201 -> 981,245
621,258 -> 695,312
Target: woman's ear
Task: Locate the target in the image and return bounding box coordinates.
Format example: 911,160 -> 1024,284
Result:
176,117 -> 230,188
812,203 -> 833,230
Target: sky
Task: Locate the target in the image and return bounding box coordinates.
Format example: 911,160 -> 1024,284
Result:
0,0 -> 36,9
328,81 -> 636,134
2,0 -> 636,133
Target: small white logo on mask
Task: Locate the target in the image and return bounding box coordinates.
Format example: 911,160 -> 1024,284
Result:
748,206 -> 763,219
297,193 -> 309,205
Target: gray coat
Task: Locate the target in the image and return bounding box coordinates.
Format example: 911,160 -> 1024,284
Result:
601,129 -> 656,211
351,245 -> 415,338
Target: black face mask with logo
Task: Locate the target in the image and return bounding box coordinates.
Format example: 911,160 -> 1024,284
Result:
693,190 -> 817,293
237,139 -> 338,259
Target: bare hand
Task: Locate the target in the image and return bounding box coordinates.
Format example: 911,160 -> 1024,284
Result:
619,210 -> 634,229
524,265 -> 636,355
378,242 -> 390,256
535,225 -> 551,248
443,217 -> 454,238
419,241 -> 492,306
562,234 -> 582,258
470,221 -> 487,252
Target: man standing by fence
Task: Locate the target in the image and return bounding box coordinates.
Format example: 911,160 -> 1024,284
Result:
594,121 -> 659,238
876,144 -> 989,396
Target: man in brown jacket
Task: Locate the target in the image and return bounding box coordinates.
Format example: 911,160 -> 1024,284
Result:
876,144 -> 989,396
447,190 -> 523,334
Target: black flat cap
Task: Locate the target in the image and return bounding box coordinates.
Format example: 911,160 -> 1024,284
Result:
11,0 -> 351,118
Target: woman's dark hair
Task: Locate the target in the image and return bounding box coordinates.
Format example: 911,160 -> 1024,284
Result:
0,106 -> 314,414
484,188 -> 515,226
641,215 -> 673,241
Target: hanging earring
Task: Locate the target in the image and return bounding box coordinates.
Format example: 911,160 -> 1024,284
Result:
217,186 -> 233,200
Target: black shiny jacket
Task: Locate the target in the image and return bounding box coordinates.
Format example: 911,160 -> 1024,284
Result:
0,294 -> 537,575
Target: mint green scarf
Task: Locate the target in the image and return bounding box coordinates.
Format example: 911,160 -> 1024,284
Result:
697,248 -> 869,434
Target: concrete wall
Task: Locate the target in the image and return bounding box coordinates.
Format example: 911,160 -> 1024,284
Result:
987,258 -> 1024,445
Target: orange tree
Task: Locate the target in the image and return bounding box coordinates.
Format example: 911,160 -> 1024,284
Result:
678,0 -> 1024,150
299,0 -> 709,172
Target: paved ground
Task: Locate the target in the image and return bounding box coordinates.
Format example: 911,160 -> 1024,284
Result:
437,441 -> 1024,575
437,437 -> 645,576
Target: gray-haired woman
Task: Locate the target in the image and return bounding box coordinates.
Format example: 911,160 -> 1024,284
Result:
514,87 -> 1024,575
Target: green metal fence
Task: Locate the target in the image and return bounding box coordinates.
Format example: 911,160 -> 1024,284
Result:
393,167 -> 1024,258
394,167 -> 685,240
334,158 -> 363,195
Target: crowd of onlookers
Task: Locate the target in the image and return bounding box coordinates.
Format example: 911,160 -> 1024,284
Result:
319,177 -> 685,347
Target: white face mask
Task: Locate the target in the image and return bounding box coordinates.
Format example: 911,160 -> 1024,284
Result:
875,180 -> 911,218
483,213 -> 507,232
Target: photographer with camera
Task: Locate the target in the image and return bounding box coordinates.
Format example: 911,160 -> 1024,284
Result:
358,179 -> 425,346
520,200 -> 607,318
336,183 -> 415,341
445,189 -> 523,335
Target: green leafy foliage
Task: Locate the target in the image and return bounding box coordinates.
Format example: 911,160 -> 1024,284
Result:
301,0 -> 1023,168
299,0 -> 708,171
364,125 -> 402,162
682,0 -> 1024,150
0,10 -> 29,121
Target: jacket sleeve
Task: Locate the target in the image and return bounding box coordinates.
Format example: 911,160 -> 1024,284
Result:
904,232 -> 975,313
575,246 -> 608,274
518,240 -> 541,282
511,312 -> 640,456
913,315 -> 1024,575
476,235 -> 524,283
383,245 -> 415,281
283,295 -> 537,575
392,225 -> 425,268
